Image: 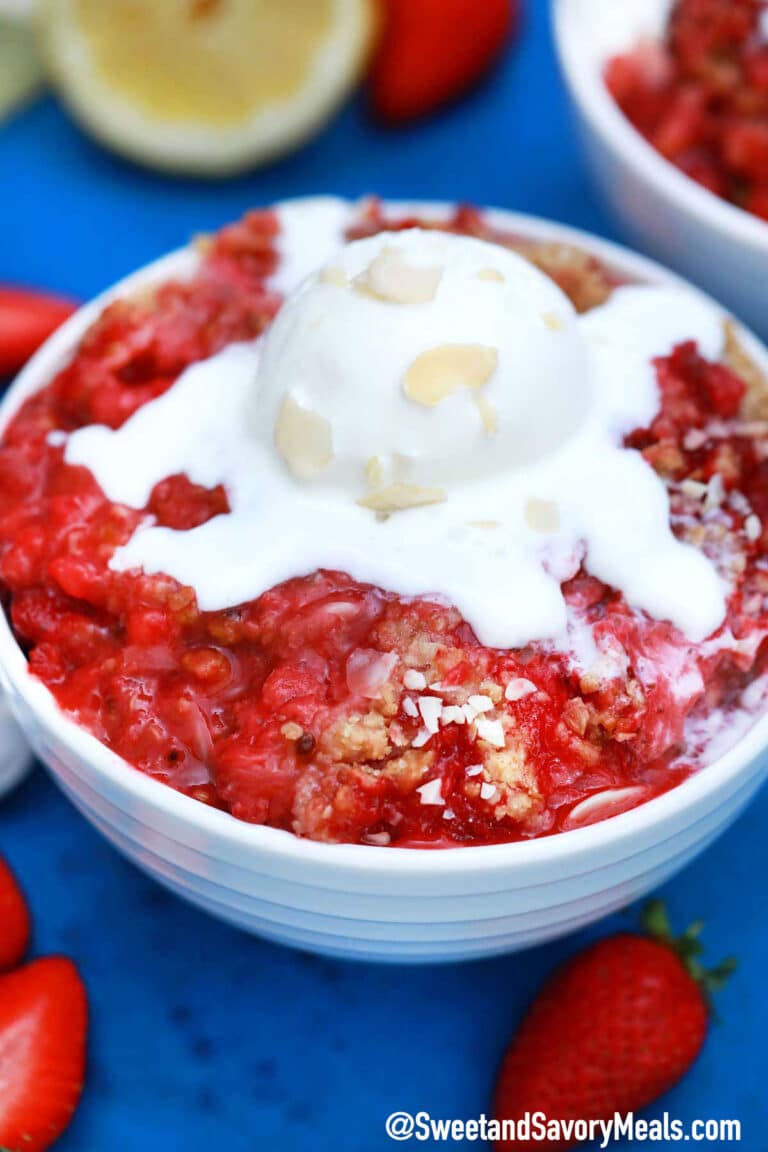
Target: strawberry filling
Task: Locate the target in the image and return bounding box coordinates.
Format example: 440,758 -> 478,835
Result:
2,205 -> 768,847
606,0 -> 768,222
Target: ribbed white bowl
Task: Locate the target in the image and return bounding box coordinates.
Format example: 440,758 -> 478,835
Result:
2,202 -> 767,962
554,0 -> 768,339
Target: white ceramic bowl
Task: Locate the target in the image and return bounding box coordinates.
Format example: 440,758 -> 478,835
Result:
553,0 -> 768,340
2,202 -> 768,964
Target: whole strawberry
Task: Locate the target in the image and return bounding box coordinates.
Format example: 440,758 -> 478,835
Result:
494,903 -> 735,1151
370,0 -> 520,125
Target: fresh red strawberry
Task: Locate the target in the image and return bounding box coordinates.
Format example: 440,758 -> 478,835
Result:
0,856 -> 31,971
0,957 -> 88,1152
494,903 -> 735,1150
370,0 -> 519,124
0,287 -> 77,377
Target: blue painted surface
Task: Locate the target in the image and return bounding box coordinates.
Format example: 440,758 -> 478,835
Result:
0,5 -> 766,1149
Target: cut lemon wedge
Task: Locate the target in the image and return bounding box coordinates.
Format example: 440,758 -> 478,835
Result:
38,0 -> 377,174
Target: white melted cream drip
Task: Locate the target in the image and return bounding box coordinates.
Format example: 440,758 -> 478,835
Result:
63,202 -> 728,651
267,197 -> 351,297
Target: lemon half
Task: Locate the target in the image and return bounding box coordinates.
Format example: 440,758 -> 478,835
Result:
39,0 -> 377,174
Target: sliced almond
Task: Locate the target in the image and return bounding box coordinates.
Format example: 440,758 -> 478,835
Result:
365,456 -> 385,489
356,246 -> 443,306
478,267 -> 504,283
404,344 -> 498,408
474,392 -> 498,436
280,721 -> 304,741
724,319 -> 768,420
525,498 -> 560,534
358,483 -> 446,514
275,394 -> 334,481
680,479 -> 707,501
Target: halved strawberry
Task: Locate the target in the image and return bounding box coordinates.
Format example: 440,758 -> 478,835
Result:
0,957 -> 88,1152
370,0 -> 520,124
0,287 -> 77,378
0,856 -> 31,971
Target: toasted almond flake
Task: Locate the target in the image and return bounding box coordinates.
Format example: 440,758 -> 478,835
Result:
729,490 -> 751,515
478,267 -> 504,282
356,246 -> 443,306
525,497 -> 560,534
362,831 -> 391,846
320,265 -> 348,287
468,694 -> 494,713
746,514 -> 763,541
480,782 -> 499,801
543,311 -> 564,332
275,394 -> 334,481
365,456 -> 385,489
441,705 -> 466,726
346,649 -> 398,699
358,483 -> 446,514
418,696 -> 443,734
564,786 -> 647,831
417,778 -> 444,806
705,473 -> 725,511
280,721 -> 303,741
681,479 -> 708,501
505,678 -> 537,701
404,669 -> 427,690
466,764 -> 483,777
684,428 -> 708,451
475,717 -> 506,748
402,696 -> 419,718
404,344 -> 498,407
412,728 -> 431,749
474,391 -> 499,436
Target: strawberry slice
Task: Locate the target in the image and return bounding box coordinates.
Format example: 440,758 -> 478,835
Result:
370,0 -> 520,124
0,957 -> 88,1152
0,857 -> 31,971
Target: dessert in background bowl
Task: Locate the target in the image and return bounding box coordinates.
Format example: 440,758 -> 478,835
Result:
605,0 -> 768,224
2,197 -> 768,962
554,0 -> 768,339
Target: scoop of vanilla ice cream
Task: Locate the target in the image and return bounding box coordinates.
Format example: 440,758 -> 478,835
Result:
251,229 -> 593,503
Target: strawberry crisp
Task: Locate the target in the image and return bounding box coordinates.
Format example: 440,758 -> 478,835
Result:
606,0 -> 768,222
2,201 -> 768,848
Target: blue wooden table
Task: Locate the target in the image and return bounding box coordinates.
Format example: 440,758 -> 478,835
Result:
1,5 -> 766,1149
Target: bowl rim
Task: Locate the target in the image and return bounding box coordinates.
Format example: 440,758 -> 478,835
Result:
552,0 -> 768,256
2,195 -> 768,878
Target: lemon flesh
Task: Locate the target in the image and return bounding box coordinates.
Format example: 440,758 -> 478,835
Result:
40,0 -> 376,173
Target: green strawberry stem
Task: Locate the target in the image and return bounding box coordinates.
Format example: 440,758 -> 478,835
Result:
641,900 -> 737,1002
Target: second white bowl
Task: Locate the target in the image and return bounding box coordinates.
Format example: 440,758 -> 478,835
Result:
554,0 -> 768,339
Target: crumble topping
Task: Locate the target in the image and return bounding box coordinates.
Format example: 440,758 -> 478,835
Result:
2,201 -> 768,847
